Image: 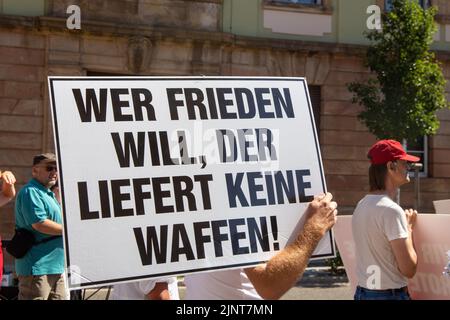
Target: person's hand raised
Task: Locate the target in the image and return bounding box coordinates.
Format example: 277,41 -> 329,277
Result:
1,171 -> 16,185
404,208 -> 417,233
303,192 -> 338,237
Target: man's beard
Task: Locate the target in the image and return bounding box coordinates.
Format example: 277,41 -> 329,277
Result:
47,180 -> 57,188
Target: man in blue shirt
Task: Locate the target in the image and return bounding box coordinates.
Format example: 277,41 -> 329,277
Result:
15,153 -> 65,300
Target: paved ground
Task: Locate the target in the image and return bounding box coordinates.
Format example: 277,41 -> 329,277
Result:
281,267 -> 353,300
80,266 -> 353,300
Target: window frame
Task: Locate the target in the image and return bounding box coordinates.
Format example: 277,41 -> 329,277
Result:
403,136 -> 428,178
384,0 -> 431,12
270,0 -> 322,4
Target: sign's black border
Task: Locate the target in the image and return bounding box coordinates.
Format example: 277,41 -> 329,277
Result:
48,77 -> 334,288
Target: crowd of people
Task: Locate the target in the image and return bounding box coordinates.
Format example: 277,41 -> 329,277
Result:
0,139 -> 420,300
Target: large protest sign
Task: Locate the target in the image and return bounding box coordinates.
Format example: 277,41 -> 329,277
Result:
48,77 -> 334,289
335,214 -> 450,299
433,199 -> 450,214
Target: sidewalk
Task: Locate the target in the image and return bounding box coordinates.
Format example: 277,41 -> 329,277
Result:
281,266 -> 353,300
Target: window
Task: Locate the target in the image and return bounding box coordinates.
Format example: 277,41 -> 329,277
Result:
263,0 -> 332,15
385,0 -> 431,11
419,0 -> 432,8
403,136 -> 428,177
272,0 -> 322,5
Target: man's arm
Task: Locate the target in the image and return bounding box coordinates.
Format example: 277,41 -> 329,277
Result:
0,170 -> 16,205
0,194 -> 11,207
32,219 -> 63,235
244,193 -> 338,300
146,282 -> 170,300
390,209 -> 417,278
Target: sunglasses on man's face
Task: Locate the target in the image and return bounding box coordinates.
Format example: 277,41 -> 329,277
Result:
42,165 -> 57,172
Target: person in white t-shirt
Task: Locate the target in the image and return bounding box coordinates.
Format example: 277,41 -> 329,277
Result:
352,139 -> 418,300
184,269 -> 261,300
185,192 -> 338,300
110,277 -> 179,300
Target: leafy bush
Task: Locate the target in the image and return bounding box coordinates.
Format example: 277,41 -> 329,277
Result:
325,250 -> 346,276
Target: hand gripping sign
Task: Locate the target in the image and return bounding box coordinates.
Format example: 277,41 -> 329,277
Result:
48,76 -> 334,289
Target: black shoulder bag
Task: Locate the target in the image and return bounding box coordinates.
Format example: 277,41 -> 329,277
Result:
5,228 -> 61,259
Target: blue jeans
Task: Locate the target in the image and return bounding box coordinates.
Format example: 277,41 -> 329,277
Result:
354,286 -> 411,300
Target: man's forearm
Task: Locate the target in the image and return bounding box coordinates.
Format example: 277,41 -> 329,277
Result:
1,183 -> 15,199
245,193 -> 337,299
245,224 -> 324,300
0,194 -> 11,207
32,219 -> 63,235
147,282 -> 170,300
408,231 -> 418,273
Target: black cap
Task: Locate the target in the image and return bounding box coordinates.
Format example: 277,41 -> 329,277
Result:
33,153 -> 56,166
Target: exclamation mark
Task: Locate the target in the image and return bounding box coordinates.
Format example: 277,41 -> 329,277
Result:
270,216 -> 279,251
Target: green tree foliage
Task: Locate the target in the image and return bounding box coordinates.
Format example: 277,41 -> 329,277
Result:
325,250 -> 345,275
348,0 -> 448,141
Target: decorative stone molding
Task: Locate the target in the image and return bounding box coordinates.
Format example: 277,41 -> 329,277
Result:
47,0 -> 221,32
305,52 -> 330,85
127,36 -> 153,74
266,50 -> 330,84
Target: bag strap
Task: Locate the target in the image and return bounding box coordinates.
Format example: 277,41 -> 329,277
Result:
35,235 -> 62,245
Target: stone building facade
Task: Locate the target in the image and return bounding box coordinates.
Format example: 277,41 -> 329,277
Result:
1,0 -> 450,239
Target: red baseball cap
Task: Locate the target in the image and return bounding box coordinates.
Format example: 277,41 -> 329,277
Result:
368,139 -> 420,165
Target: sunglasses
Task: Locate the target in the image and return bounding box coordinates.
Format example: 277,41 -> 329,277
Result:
393,161 -> 414,171
41,165 -> 58,172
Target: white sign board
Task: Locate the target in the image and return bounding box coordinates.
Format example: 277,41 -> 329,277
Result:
48,77 -> 334,289
433,199 -> 450,214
